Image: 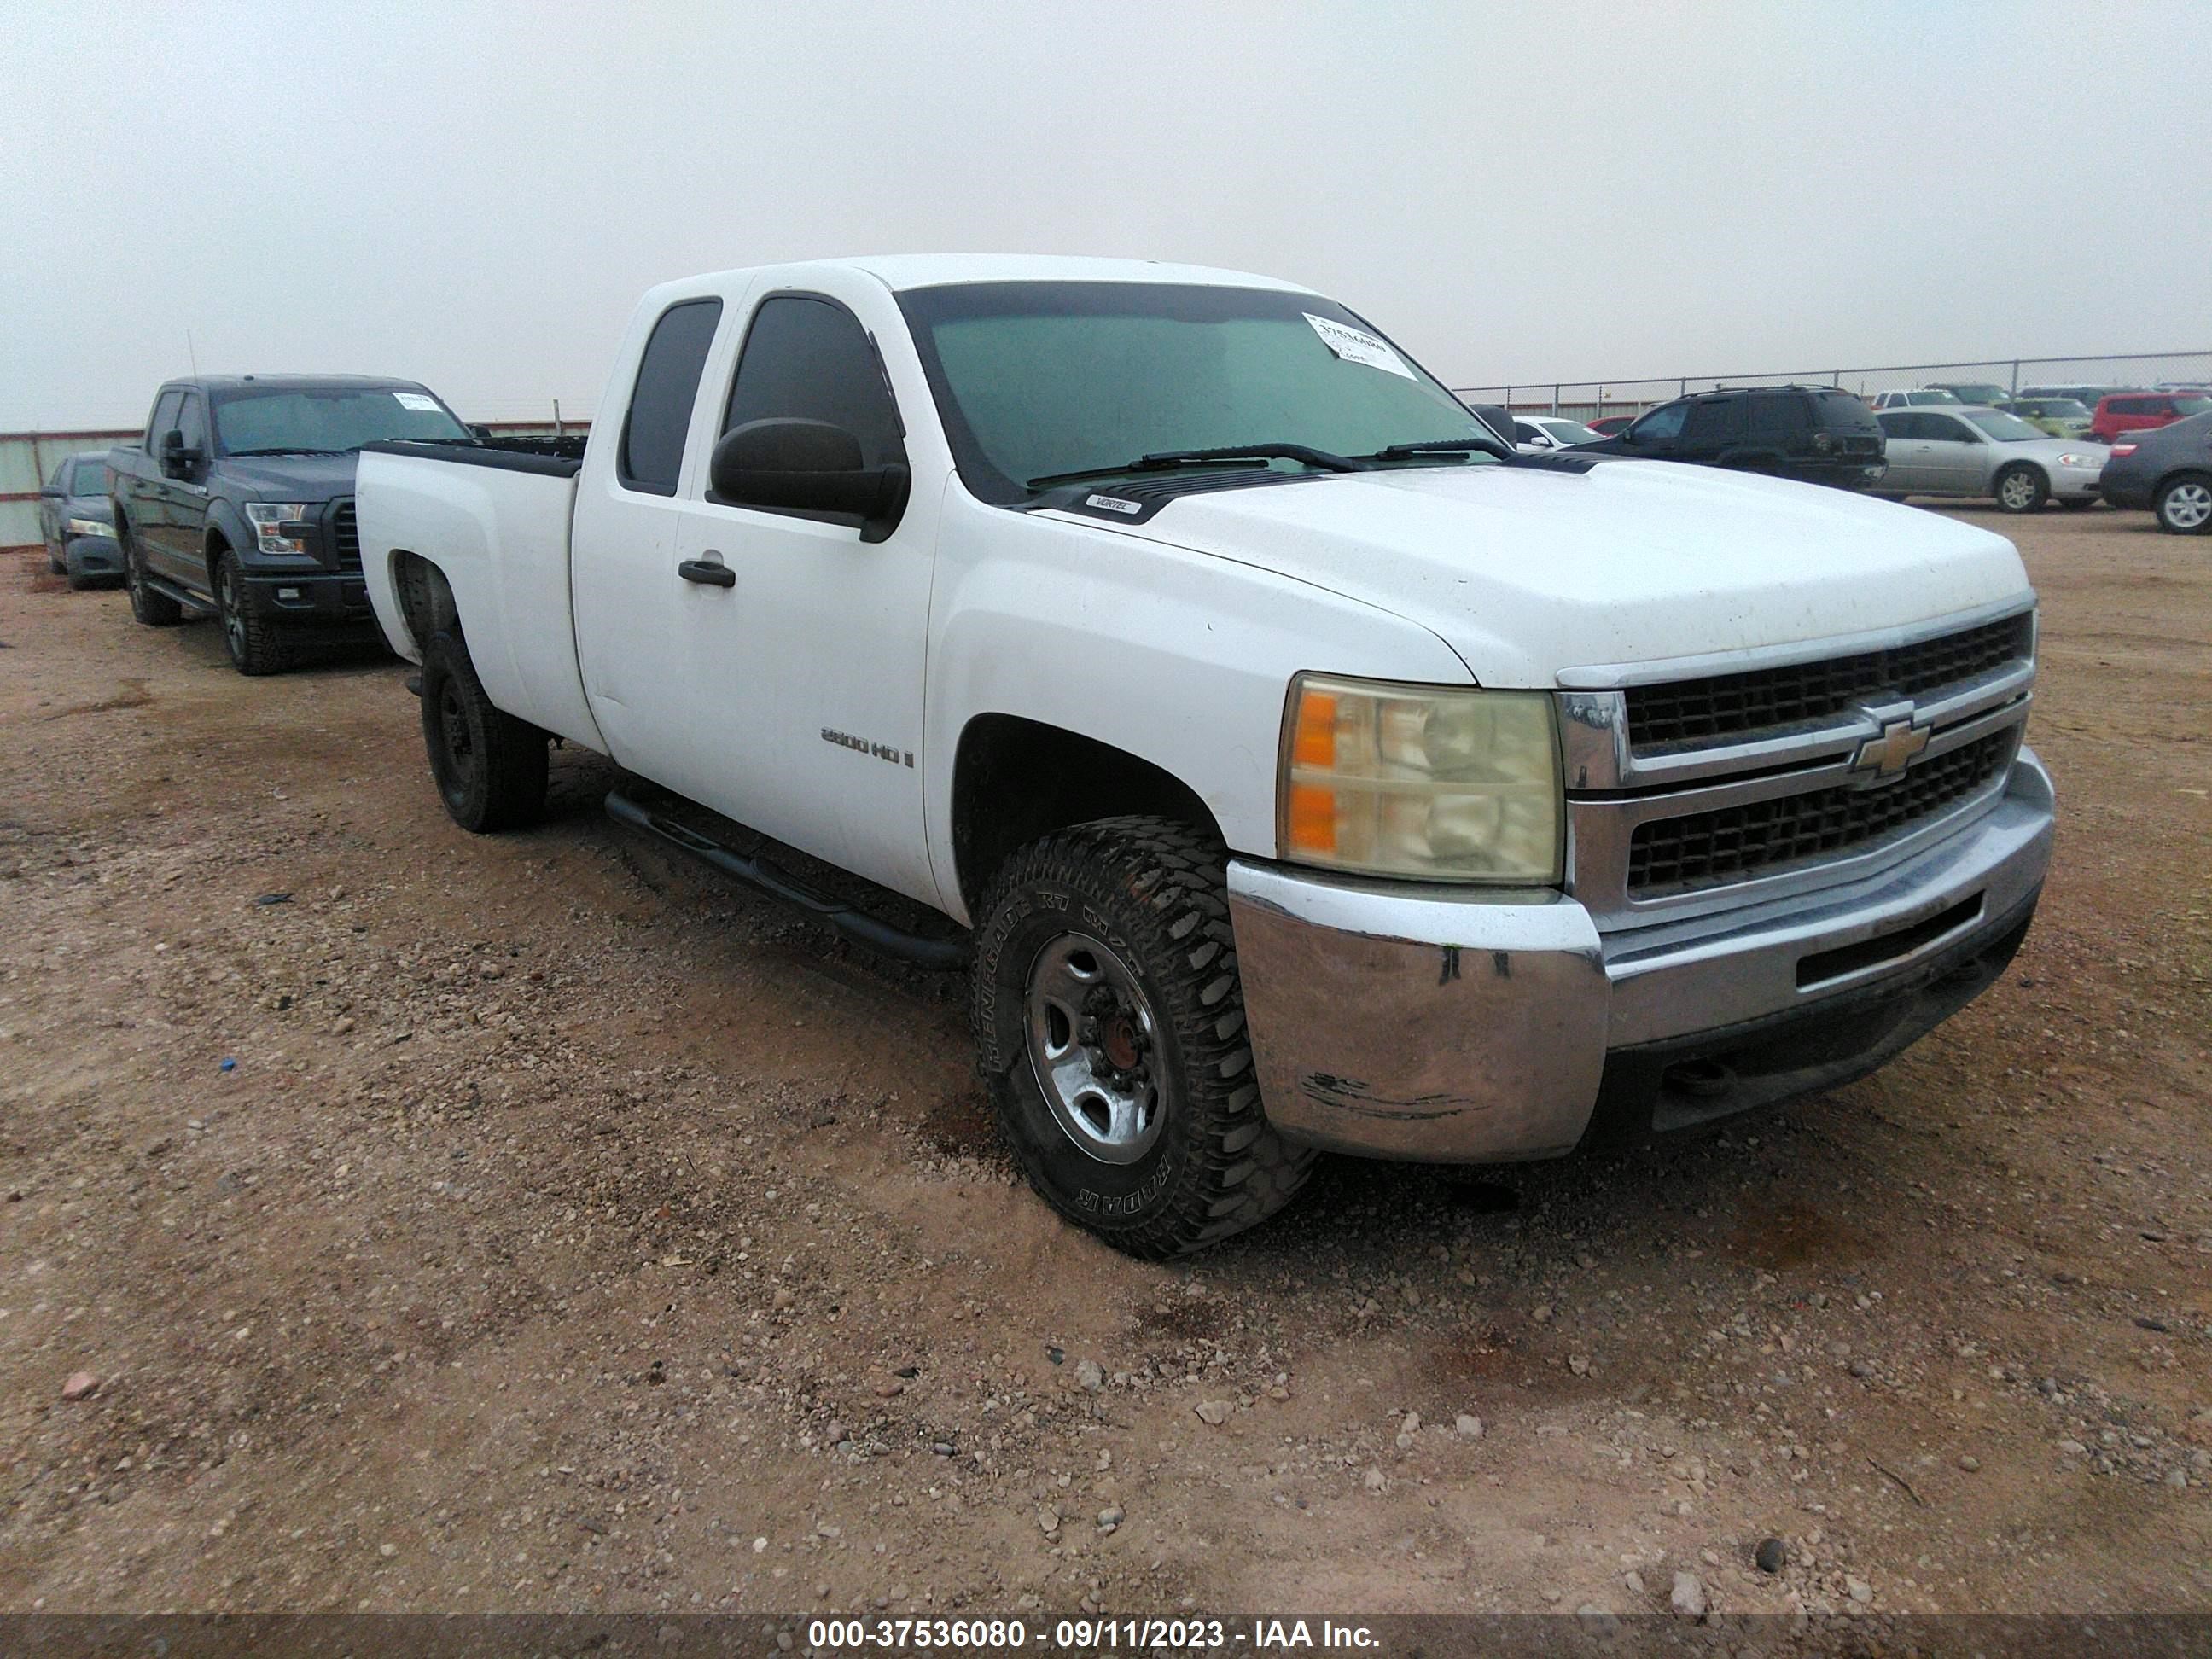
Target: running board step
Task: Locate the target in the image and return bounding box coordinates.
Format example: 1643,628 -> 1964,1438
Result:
603,789 -> 969,970
143,574 -> 214,614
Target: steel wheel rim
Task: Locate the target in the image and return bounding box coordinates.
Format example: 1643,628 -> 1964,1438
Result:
1999,472 -> 2034,509
1022,930 -> 1167,1164
218,566 -> 246,657
2165,483 -> 2211,529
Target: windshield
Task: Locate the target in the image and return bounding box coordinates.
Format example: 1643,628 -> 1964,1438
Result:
894,282 -> 1493,502
2034,399 -> 2091,418
2176,397 -> 2212,416
211,386 -> 467,454
68,457 -> 111,495
1963,409 -> 2047,442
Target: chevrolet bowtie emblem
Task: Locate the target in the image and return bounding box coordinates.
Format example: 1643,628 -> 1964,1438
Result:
1852,717 -> 1931,779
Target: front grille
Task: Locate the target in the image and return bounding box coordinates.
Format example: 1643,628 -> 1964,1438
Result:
1624,613 -> 2033,752
332,498 -> 360,571
1627,729 -> 2014,895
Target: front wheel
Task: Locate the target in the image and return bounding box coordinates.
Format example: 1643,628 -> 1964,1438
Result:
1994,464 -> 2048,514
213,549 -> 290,675
2154,474 -> 2212,535
46,535 -> 65,575
970,816 -> 1314,1257
419,630 -> 548,832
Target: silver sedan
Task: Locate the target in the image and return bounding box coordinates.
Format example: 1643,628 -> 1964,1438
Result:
1872,405 -> 2108,512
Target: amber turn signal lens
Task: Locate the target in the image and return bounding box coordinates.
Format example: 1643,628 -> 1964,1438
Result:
1286,783 -> 1336,853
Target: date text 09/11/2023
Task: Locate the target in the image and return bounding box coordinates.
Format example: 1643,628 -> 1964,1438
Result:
805,1616 -> 1379,1650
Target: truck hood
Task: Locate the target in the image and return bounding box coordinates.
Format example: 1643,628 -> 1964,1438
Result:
1057,459 -> 2031,685
214,452 -> 362,500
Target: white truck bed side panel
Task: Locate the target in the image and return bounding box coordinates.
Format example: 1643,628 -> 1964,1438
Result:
356,451 -> 603,753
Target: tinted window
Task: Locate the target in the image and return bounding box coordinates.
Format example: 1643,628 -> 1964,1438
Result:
1876,412 -> 1917,440
1929,415 -> 1979,441
620,298 -> 724,495
1748,395 -> 1810,443
1629,402 -> 1689,443
1681,398 -> 1744,445
1513,422 -> 1544,443
213,387 -> 469,453
2110,399 -> 2152,415
174,393 -> 207,453
148,389 -> 183,445
1814,391 -> 1877,430
723,296 -> 905,469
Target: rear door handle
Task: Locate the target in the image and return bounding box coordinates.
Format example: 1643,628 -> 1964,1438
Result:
678,557 -> 735,588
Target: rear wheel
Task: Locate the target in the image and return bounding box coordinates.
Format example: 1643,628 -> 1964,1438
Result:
212,549 -> 290,675
970,816 -> 1314,1257
2155,474 -> 2212,534
121,522 -> 182,626
1994,464 -> 2047,514
419,630 -> 548,832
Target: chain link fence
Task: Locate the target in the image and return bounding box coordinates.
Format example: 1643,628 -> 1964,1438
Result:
1454,351 -> 2212,422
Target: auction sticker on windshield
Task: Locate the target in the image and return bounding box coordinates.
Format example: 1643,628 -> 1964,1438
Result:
1304,313 -> 1414,380
392,392 -> 442,411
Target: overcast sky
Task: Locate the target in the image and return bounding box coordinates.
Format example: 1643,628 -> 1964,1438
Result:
6,0 -> 2209,429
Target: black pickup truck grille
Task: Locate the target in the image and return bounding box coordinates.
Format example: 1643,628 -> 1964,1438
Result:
1624,612 -> 2032,752
1627,728 -> 2014,895
331,498 -> 360,571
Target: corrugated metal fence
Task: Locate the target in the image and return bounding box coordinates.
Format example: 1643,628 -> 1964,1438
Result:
1,421 -> 584,550
1453,349 -> 2212,422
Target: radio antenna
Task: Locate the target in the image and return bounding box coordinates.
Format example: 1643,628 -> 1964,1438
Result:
186,329 -> 201,375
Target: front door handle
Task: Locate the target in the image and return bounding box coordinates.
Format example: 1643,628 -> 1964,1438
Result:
678,557 -> 735,588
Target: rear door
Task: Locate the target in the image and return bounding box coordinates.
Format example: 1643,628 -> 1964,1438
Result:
1877,412 -> 1932,491
664,283 -> 940,904
1680,396 -> 1746,464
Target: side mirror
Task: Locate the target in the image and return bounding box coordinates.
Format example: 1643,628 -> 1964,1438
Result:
160,429 -> 201,480
708,418 -> 909,544
469,423 -> 493,440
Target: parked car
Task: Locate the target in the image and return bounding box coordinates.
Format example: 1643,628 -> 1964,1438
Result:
354,255 -> 2050,1257
108,375 -> 469,673
1873,406 -> 2105,511
1925,381 -> 2011,406
2019,384 -> 2130,406
1869,388 -> 1965,410
36,451 -> 122,588
1587,416 -> 1636,436
2098,409 -> 2212,533
2090,391 -> 2212,445
1999,397 -> 2094,439
1512,416 -> 1605,452
1572,385 -> 1886,488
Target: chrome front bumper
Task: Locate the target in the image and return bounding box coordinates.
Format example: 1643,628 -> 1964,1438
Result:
1225,748 -> 2054,1162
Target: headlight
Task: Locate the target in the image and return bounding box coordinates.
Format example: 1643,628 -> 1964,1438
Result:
64,515 -> 111,538
2054,453 -> 2096,469
243,502 -> 313,556
1279,674 -> 1563,884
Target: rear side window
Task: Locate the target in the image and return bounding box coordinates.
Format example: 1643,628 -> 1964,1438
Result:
2110,398 -> 2152,416
620,299 -> 724,495
722,294 -> 905,467
1749,396 -> 1811,443
1682,399 -> 1745,445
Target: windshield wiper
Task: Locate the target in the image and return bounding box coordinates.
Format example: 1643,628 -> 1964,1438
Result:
224,447 -> 346,457
1027,442 -> 1369,491
1363,435 -> 1512,461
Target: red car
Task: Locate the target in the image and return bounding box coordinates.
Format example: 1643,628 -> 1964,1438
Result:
2091,391 -> 2212,444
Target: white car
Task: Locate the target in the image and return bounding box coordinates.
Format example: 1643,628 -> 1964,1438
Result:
1513,415 -> 1605,452
358,255 -> 2053,1256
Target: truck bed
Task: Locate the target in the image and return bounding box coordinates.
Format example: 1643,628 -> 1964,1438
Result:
356,441 -> 602,753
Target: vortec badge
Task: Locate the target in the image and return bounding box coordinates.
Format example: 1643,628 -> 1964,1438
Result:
1084,493 -> 1142,515
1851,717 -> 1931,780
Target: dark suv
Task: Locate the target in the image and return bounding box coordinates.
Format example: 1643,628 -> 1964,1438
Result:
1575,386 -> 1887,490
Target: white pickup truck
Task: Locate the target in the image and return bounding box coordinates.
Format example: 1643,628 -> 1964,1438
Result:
358,255 -> 2053,1257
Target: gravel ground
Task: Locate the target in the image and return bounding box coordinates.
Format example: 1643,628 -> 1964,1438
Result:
0,504 -> 2206,1626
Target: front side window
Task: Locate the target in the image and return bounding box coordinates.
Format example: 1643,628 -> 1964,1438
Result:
213,386 -> 468,456
1630,401 -> 1690,443
174,393 -> 207,455
896,281 -> 1489,504
721,294 -> 905,467
619,299 -> 724,495
148,389 -> 183,447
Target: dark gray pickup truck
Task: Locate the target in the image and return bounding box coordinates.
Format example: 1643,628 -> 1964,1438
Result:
109,375 -> 470,673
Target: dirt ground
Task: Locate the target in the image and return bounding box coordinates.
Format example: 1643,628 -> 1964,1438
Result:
1,505 -> 2206,1628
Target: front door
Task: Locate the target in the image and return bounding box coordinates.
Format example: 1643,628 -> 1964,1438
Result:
667,288 -> 938,906
1918,413 -> 1987,493
149,391 -> 212,582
